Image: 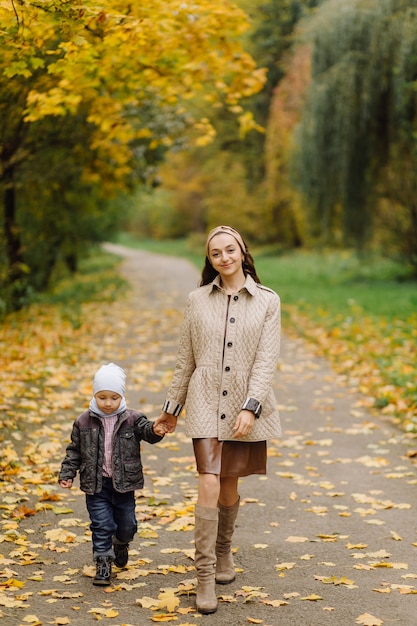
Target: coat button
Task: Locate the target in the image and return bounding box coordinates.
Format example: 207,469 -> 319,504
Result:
220,414 -> 226,419
222,390 -> 228,396
225,366 -> 230,372
227,341 -> 232,347
233,295 -> 238,301
230,317 -> 235,323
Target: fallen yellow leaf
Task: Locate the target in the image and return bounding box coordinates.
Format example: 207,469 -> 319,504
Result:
136,596 -> 159,608
158,590 -> 180,613
22,616 -> 41,625
355,613 -> 383,626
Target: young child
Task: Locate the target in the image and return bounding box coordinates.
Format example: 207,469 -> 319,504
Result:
59,362 -> 166,586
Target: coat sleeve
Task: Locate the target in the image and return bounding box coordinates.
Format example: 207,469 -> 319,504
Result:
245,292 -> 281,413
58,422 -> 82,482
134,412 -> 164,444
162,295 -> 196,416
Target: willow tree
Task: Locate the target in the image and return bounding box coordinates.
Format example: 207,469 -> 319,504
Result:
293,0 -> 417,268
0,0 -> 265,309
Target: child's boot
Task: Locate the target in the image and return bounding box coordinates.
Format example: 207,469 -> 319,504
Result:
114,541 -> 129,568
93,555 -> 112,586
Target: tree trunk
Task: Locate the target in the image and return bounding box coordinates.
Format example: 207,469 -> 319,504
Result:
3,164 -> 28,310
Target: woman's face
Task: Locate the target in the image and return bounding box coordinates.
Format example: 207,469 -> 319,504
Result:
208,233 -> 244,280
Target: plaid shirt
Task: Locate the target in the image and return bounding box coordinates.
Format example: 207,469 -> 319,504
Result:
100,415 -> 118,477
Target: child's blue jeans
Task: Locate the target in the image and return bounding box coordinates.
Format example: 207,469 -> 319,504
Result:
86,477 -> 137,560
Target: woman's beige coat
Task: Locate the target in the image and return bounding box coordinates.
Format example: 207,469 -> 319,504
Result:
163,275 -> 281,442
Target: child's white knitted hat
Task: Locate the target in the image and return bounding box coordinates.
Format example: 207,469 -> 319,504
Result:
93,363 -> 126,397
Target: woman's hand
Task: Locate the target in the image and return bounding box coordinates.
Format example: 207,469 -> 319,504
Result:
154,412 -> 178,434
232,410 -> 255,439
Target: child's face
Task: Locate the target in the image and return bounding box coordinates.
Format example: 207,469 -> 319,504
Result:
95,390 -> 122,415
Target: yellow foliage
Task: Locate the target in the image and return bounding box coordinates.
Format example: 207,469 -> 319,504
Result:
0,0 -> 265,191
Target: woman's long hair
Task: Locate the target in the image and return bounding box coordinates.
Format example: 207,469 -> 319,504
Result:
200,234 -> 261,286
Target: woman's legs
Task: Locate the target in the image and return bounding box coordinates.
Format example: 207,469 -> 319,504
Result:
194,473 -> 219,613
197,472 -> 220,507
216,476 -> 240,583
192,440 -> 243,611
194,473 -> 241,612
219,476 -> 239,506
196,472 -> 239,507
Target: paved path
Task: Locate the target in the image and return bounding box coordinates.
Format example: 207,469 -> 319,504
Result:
3,244 -> 417,626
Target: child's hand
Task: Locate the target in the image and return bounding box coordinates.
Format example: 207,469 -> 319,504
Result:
153,422 -> 167,436
60,479 -> 73,489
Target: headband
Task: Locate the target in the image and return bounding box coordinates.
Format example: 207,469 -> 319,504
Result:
206,225 -> 246,255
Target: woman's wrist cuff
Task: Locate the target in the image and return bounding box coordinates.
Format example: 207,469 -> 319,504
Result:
242,397 -> 262,418
162,400 -> 183,417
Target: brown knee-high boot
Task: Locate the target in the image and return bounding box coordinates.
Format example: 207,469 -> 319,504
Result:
215,497 -> 240,584
194,505 -> 218,614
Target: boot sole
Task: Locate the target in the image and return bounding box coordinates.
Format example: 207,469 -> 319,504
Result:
93,579 -> 111,586
215,576 -> 236,584
197,606 -> 218,614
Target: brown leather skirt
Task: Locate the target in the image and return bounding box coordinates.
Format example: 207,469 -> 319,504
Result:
193,438 -> 267,477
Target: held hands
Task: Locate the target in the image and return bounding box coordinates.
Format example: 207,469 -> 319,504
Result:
59,479 -> 73,489
154,412 -> 178,434
233,409 -> 255,439
153,409 -> 253,437
153,421 -> 169,436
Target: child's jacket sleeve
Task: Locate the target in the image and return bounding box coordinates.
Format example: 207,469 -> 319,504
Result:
58,422 -> 81,482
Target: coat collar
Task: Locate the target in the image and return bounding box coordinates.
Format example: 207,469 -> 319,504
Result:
210,273 -> 257,296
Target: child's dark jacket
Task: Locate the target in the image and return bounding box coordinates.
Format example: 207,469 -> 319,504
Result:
58,409 -> 163,494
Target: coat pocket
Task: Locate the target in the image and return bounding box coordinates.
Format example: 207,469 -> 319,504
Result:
123,460 -> 142,482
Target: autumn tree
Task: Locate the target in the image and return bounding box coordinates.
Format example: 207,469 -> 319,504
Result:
143,0 -> 320,246
293,0 -> 417,272
263,44 -> 311,247
0,0 -> 265,310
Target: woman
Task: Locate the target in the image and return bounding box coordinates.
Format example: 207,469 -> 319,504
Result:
155,225 -> 281,614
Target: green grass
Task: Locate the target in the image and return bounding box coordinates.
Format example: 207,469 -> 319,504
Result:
34,247 -> 128,328
256,251 -> 417,321
116,234 -> 417,320
116,232 -> 203,266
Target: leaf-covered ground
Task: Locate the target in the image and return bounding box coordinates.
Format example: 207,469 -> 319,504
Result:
285,304 -> 417,432
1,244 -> 417,626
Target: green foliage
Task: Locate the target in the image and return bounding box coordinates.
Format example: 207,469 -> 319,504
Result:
149,0 -> 320,243
293,0 -> 417,268
247,0 -> 319,108
125,188 -> 190,240
0,0 -> 266,312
